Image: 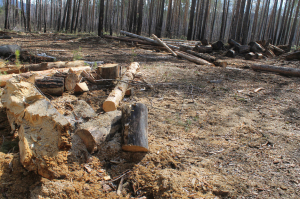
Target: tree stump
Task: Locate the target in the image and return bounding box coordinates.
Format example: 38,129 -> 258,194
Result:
122,103 -> 148,152
98,64 -> 120,79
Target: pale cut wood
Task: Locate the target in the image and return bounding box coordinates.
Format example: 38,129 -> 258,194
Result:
65,72 -> 80,91
81,70 -> 96,83
152,34 -> 177,57
122,103 -> 148,152
251,64 -> 300,77
0,66 -> 91,87
74,82 -> 89,93
103,62 -> 140,112
175,51 -> 214,66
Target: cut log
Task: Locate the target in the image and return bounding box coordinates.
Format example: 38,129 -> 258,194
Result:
1,77 -> 71,179
185,50 -> 216,62
4,61 -> 86,75
179,44 -> 194,51
251,64 -> 300,77
269,44 -> 285,55
214,60 -> 227,67
64,69 -> 81,91
103,62 -> 140,112
201,39 -> 209,46
152,34 -> 177,57
255,53 -> 264,59
249,42 -> 265,53
193,45 -> 213,53
228,39 -> 241,48
0,45 -> 21,57
0,66 -> 91,87
74,82 -> 89,93
265,49 -> 276,58
122,103 -> 148,152
175,51 -> 214,66
284,51 -> 300,60
212,41 -> 224,50
226,49 -> 236,57
0,35 -> 13,39
81,70 -> 96,83
120,30 -> 180,50
237,45 -> 251,54
277,45 -> 290,52
76,110 -> 122,154
245,52 -> 256,60
98,64 -> 120,79
35,76 -> 64,96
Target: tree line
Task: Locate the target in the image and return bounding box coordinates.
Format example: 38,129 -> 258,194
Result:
2,0 -> 300,49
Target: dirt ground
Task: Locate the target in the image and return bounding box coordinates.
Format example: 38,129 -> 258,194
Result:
0,32 -> 300,199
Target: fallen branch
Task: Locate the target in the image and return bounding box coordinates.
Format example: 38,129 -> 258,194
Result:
251,64 -> 300,77
152,34 -> 177,57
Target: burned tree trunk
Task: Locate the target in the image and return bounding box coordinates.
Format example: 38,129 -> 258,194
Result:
122,103 -> 148,152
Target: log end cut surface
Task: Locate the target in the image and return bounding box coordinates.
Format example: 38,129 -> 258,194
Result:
122,145 -> 149,152
103,101 -> 117,112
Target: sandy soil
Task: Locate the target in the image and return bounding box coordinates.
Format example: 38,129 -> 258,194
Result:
0,32 -> 300,198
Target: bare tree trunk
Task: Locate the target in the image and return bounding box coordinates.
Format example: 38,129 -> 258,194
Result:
283,0 -> 297,44
74,0 -> 82,32
273,0 -> 283,43
15,0 -> 19,26
4,0 -> 10,29
166,0 -> 173,38
219,0 -> 228,41
187,0 -> 196,40
98,0 -> 105,36
230,0 -> 241,39
210,0 -> 218,42
26,0 -> 31,32
241,0 -> 252,44
288,0 -> 300,50
276,0 -> 290,44
183,0 -> 189,36
57,0 -> 62,31
65,0 -> 73,31
236,0 -> 246,42
21,0 -> 27,30
155,0 -> 165,38
44,0 -> 47,33
200,0 -> 211,41
148,0 -> 154,36
137,0 -> 144,35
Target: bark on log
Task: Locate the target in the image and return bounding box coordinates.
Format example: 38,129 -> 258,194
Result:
226,49 -> 236,57
103,62 -> 140,112
186,50 -> 216,62
251,64 -> 300,76
98,64 -> 120,79
175,51 -> 214,66
237,45 -> 251,54
193,45 -> 213,53
122,103 -> 148,152
120,30 -> 180,50
212,41 -> 224,50
265,49 -> 276,58
284,51 -> 300,60
0,66 -> 91,87
269,44 -> 285,55
255,53 -> 264,59
35,77 -> 64,96
245,52 -> 256,60
214,60 -> 228,67
277,45 -> 290,52
81,70 -> 96,83
179,44 -> 194,51
76,110 -> 122,154
152,34 -> 177,56
228,39 -> 241,47
249,42 -> 265,53
201,39 -> 209,46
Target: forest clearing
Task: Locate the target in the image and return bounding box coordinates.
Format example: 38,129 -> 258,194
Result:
0,30 -> 299,199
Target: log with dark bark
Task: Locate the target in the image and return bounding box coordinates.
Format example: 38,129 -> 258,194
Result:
35,76 -> 64,96
228,39 -> 241,48
201,39 -> 209,46
226,49 -> 236,57
76,110 -> 122,153
277,45 -> 290,52
20,50 -> 55,63
245,52 -> 256,60
284,51 -> 300,60
251,64 -> 300,77
269,44 -> 285,55
103,62 -> 140,112
186,50 -> 216,62
175,51 -> 214,66
237,45 -> 251,54
265,49 -> 276,58
193,45 -> 213,53
179,44 -> 194,51
249,42 -> 265,53
98,64 -> 120,79
122,103 -> 148,152
212,41 -> 224,50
